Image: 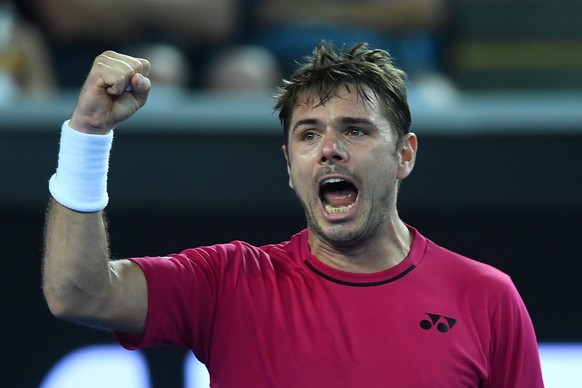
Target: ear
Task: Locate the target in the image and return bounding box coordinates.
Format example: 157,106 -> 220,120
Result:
282,145 -> 295,190
397,133 -> 417,180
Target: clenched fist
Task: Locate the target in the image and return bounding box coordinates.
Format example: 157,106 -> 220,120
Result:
70,51 -> 152,134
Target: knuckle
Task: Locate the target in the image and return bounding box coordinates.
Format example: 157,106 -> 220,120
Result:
95,51 -> 114,63
102,50 -> 118,57
114,72 -> 128,86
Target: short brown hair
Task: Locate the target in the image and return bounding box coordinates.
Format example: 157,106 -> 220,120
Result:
274,42 -> 411,144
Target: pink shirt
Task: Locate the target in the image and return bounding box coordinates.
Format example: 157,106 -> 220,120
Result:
117,227 -> 544,387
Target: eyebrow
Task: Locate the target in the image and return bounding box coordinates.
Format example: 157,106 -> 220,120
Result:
291,117 -> 376,134
339,117 -> 376,127
291,118 -> 320,134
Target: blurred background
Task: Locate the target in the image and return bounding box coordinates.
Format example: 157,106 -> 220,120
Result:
1,0 -> 581,386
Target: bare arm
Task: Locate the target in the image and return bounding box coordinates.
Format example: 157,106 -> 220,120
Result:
42,51 -> 152,335
43,200 -> 147,334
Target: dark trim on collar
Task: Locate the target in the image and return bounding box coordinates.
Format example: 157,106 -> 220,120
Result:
304,260 -> 416,287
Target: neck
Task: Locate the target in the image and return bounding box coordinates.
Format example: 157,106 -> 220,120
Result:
308,220 -> 413,273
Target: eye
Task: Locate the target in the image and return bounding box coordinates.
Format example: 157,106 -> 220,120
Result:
301,130 -> 319,141
346,127 -> 367,137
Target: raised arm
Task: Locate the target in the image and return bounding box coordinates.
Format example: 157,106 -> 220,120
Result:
43,51 -> 152,335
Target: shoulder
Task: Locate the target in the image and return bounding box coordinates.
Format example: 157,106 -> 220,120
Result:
424,238 -> 511,282
415,236 -> 518,306
131,231 -> 305,275
416,236 -> 535,333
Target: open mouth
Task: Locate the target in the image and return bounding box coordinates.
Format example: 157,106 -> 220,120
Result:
319,178 -> 358,214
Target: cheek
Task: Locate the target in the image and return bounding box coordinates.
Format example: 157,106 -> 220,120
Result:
287,161 -> 313,195
366,155 -> 400,184
287,151 -> 312,176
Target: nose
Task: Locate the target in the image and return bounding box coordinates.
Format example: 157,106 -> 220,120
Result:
319,131 -> 347,165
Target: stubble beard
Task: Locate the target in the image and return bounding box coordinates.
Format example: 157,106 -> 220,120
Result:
299,189 -> 395,249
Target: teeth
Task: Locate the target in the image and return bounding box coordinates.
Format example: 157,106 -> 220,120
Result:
325,203 -> 354,214
323,178 -> 346,185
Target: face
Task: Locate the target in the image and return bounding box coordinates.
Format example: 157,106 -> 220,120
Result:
283,85 -> 417,249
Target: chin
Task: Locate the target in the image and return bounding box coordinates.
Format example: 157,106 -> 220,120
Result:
310,221 -> 366,247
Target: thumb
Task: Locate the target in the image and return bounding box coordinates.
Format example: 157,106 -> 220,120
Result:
127,73 -> 152,105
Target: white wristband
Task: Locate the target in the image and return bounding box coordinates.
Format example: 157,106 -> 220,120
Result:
49,120 -> 113,212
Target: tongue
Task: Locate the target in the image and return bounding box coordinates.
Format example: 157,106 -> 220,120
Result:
323,189 -> 357,207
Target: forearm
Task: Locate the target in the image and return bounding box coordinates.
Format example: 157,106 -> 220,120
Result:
42,198 -> 113,323
42,52 -> 151,333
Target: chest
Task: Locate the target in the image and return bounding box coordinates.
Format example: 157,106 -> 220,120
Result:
208,274 -> 488,387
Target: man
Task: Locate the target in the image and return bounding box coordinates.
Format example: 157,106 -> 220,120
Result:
43,43 -> 544,387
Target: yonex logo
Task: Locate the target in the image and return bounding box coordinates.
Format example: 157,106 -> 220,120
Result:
420,313 -> 457,333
